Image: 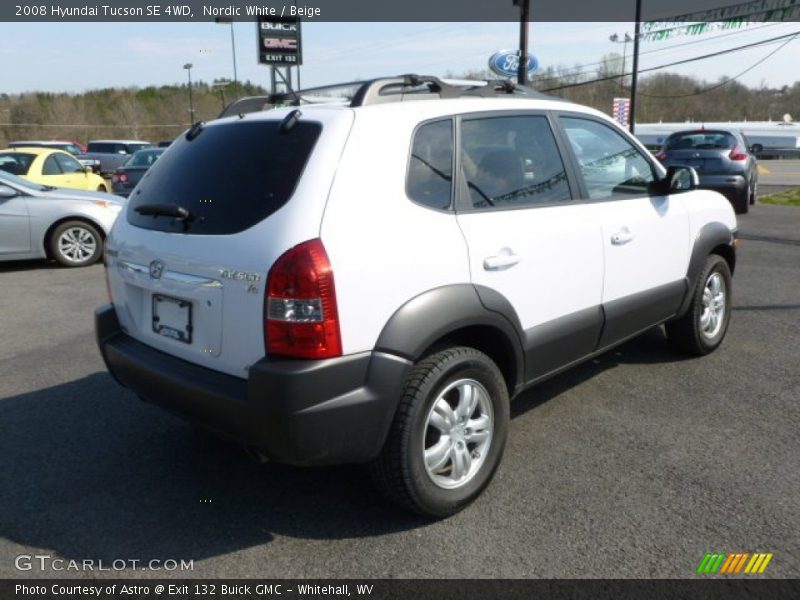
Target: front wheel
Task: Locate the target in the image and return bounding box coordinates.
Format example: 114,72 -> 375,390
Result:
665,254 -> 732,356
49,220 -> 103,267
370,347 -> 509,518
749,180 -> 757,205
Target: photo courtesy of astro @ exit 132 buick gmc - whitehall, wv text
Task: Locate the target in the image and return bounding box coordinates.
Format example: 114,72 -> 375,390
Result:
95,76 -> 737,518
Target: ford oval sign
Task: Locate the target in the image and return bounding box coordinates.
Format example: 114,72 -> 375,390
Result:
488,50 -> 539,78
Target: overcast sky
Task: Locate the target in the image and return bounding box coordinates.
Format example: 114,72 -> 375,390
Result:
2,21 -> 799,94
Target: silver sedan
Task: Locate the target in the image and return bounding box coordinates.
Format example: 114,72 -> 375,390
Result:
0,171 -> 123,267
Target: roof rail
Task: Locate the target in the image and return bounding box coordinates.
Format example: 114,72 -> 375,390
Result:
217,75 -> 566,118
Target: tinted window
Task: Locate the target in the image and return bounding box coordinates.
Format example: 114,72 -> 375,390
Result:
124,149 -> 164,168
55,153 -> 83,173
42,155 -> 62,175
127,120 -> 321,235
461,115 -> 571,209
407,120 -> 453,210
665,131 -> 736,150
88,143 -> 124,154
0,153 -> 36,176
127,143 -> 153,153
562,117 -> 654,201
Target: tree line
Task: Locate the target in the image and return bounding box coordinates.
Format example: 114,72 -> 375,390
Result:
2,56 -> 798,147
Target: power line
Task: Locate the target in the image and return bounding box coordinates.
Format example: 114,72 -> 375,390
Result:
541,30 -> 800,92
531,22 -> 788,86
636,33 -> 799,98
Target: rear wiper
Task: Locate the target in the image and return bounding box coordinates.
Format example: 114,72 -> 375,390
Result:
134,203 -> 193,221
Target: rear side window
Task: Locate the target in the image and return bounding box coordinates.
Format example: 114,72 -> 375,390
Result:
0,153 -> 35,176
461,115 -> 571,209
127,120 -> 322,235
55,153 -> 83,173
407,120 -> 453,210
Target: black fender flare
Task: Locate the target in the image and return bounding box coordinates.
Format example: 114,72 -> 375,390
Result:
677,222 -> 735,316
374,284 -> 526,390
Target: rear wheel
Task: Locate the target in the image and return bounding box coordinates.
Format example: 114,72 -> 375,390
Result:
97,184 -> 107,192
665,254 -> 732,356
370,347 -> 509,517
733,187 -> 749,214
749,180 -> 757,205
49,220 -> 103,267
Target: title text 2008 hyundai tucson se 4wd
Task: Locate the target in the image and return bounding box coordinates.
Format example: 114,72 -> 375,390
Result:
95,76 -> 737,517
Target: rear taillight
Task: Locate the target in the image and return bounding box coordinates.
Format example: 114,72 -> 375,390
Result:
265,239 -> 342,359
655,150 -> 667,161
112,172 -> 128,184
729,145 -> 748,161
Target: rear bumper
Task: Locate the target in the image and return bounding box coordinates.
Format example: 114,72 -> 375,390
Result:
95,304 -> 411,466
697,174 -> 747,192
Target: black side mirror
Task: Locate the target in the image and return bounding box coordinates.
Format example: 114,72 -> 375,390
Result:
749,143 -> 763,154
649,166 -> 699,196
0,184 -> 18,199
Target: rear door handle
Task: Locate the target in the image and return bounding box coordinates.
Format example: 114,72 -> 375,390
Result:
611,227 -> 634,245
483,249 -> 520,271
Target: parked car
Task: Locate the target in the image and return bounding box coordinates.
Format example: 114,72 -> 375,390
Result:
655,128 -> 758,214
9,140 -> 101,173
95,76 -> 737,517
0,170 -> 122,266
85,140 -> 153,177
111,148 -> 165,197
0,147 -> 109,192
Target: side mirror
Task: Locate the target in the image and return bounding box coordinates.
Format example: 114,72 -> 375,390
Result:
749,143 -> 763,154
667,165 -> 699,192
0,184 -> 18,199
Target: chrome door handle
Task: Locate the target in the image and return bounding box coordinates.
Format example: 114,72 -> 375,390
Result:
483,250 -> 520,271
611,228 -> 634,245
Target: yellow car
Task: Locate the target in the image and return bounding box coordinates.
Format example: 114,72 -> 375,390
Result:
0,147 -> 109,192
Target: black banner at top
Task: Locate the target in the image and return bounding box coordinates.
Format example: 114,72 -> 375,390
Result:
5,0 -> 800,22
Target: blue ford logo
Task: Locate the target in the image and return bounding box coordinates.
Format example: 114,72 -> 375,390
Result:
488,50 -> 539,79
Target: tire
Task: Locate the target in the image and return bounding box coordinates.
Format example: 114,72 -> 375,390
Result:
369,346 -> 509,518
749,180 -> 757,205
97,184 -> 107,192
665,255 -> 732,356
49,220 -> 103,267
733,187 -> 749,214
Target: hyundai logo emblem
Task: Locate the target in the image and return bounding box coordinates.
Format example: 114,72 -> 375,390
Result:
149,260 -> 164,279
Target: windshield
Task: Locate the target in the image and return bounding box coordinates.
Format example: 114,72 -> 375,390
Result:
665,131 -> 737,150
124,149 -> 164,168
0,170 -> 48,191
0,153 -> 36,176
127,120 -> 322,235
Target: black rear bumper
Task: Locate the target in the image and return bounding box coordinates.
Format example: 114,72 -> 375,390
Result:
95,304 -> 410,466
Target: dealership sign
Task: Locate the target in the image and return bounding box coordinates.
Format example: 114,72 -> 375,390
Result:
488,50 -> 538,79
257,17 -> 302,66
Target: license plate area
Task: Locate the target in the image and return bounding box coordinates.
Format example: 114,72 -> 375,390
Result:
152,294 -> 192,344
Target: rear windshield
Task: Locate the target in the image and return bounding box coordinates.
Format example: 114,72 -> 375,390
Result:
127,120 -> 322,235
665,131 -> 737,150
0,153 -> 36,176
124,149 -> 163,168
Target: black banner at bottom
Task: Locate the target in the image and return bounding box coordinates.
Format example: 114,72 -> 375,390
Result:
4,579 -> 800,600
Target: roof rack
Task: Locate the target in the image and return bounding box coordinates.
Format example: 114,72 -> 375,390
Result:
217,74 -> 565,118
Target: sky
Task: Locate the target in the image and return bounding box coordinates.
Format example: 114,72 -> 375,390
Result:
1,21 -> 800,94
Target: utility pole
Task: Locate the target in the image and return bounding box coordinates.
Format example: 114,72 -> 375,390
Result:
183,63 -> 195,126
515,0 -> 530,85
629,0 -> 643,134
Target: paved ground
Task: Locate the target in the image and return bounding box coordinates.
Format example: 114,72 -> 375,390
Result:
0,205 -> 798,579
758,159 -> 800,188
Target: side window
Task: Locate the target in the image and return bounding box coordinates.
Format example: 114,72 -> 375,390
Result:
55,153 -> 83,173
460,115 -> 571,209
561,117 -> 655,200
42,155 -> 62,176
407,120 -> 453,210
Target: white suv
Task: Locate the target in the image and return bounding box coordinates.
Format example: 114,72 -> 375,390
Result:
95,76 -> 737,517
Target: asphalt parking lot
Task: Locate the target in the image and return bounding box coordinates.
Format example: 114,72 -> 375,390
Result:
0,204 -> 798,579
